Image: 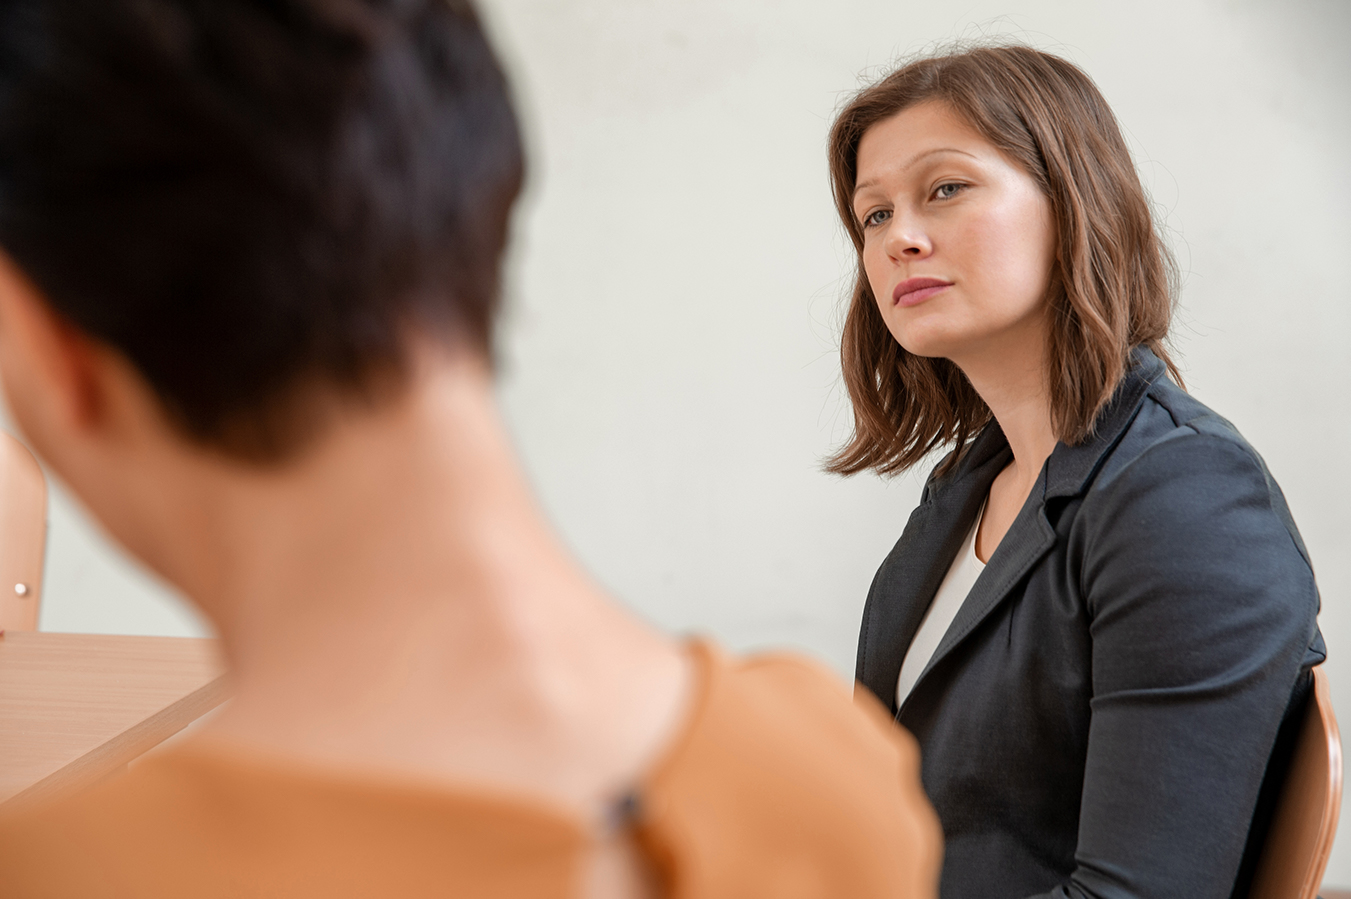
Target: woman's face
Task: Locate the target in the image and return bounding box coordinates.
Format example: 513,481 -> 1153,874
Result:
851,101 -> 1057,370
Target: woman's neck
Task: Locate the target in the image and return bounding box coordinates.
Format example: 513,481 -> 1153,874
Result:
967,357 -> 1057,489
133,351 -> 688,814
177,354 -> 591,673
950,328 -> 1058,562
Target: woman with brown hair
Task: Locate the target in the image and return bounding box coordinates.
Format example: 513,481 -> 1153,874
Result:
829,45 -> 1323,898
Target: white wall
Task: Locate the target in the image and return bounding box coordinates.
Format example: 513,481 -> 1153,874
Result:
14,0 -> 1351,884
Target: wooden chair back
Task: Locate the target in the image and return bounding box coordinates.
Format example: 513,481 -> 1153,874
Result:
0,430 -> 46,632
1249,665 -> 1342,899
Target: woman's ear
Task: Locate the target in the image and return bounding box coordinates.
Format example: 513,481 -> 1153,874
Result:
0,249 -> 107,454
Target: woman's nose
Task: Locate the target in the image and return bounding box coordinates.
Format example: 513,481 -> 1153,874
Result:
882,213 -> 932,260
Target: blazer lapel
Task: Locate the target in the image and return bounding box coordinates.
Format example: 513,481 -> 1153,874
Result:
857,427 -> 1010,712
900,472 -> 1057,715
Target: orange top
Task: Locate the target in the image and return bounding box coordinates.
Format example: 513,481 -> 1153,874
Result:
0,641 -> 941,898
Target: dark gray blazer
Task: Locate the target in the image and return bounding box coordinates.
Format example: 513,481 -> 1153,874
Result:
856,348 -> 1324,899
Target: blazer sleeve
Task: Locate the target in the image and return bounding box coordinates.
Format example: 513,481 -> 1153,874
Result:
1034,431 -> 1320,899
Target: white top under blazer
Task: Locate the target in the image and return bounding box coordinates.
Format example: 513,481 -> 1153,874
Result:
896,500 -> 987,707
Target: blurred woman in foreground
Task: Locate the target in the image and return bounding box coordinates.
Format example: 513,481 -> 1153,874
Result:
0,2 -> 939,896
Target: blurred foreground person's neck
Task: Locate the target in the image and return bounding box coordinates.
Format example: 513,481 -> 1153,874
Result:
176,351 -> 612,690
177,350 -> 687,819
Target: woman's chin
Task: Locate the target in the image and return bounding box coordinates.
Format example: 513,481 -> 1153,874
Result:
895,334 -> 960,361
886,318 -> 967,362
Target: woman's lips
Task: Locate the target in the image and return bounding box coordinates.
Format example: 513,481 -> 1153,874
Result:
893,277 -> 952,307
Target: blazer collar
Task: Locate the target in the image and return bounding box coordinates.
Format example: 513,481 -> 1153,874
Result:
876,347 -> 1166,716
1043,345 -> 1165,500
924,346 -> 1165,506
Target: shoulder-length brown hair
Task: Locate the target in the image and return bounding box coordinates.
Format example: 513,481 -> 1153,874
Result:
826,45 -> 1181,477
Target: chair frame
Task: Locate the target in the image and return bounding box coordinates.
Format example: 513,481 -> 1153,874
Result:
1249,665 -> 1342,899
0,430 -> 46,632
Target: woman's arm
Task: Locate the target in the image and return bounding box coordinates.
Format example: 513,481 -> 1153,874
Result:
1038,429 -> 1321,899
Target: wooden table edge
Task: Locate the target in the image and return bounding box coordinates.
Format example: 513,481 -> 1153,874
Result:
2,672 -> 230,812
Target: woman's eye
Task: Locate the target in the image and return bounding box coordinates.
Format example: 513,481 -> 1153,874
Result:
933,182 -> 965,200
862,208 -> 891,228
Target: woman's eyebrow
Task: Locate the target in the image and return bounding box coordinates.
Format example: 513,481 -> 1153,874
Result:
853,147 -> 978,198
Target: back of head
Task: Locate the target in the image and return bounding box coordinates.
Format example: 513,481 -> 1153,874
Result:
826,45 -> 1179,477
0,0 -> 523,461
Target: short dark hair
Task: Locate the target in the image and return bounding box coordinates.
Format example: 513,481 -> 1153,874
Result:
826,45 -> 1181,477
0,0 -> 523,460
